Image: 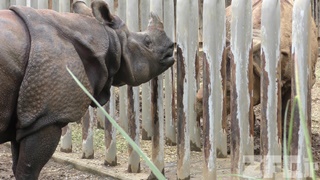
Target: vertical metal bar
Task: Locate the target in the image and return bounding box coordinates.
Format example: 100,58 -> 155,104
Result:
163,0 -> 176,146
260,0 -> 281,178
60,125 -> 72,153
104,88 -> 117,166
53,0 -> 73,154
101,0 -> 115,128
126,87 -> 141,173
291,0 -> 312,178
176,0 -> 190,178
126,0 -> 140,173
84,0 -> 91,6
119,89 -> 128,132
104,101 -> 117,165
176,46 -> 189,180
187,0 -> 201,152
51,0 -> 70,12
81,107 -> 94,159
150,0 -> 163,147
104,0 -> 114,11
31,0 -> 48,8
140,0 -> 152,141
116,0 -> 128,133
225,0 -> 231,7
102,0 -> 117,167
10,0 -> 26,6
69,0 -> 73,12
139,0 -> 150,31
0,0 -> 9,9
230,0 -> 254,174
202,0 -> 226,178
61,0 -> 70,12
48,0 -> 53,9
149,0 -> 165,178
116,0 -> 126,22
198,0 -> 203,43
148,77 -> 165,179
96,109 -> 105,129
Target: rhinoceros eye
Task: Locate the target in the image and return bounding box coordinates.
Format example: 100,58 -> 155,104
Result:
144,35 -> 152,48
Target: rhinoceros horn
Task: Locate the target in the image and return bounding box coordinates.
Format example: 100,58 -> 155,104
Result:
147,12 -> 164,31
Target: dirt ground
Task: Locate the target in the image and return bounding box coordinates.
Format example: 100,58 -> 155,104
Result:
0,144 -> 108,179
1,58 -> 320,179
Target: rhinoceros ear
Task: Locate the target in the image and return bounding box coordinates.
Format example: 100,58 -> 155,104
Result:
91,0 -> 114,24
147,12 -> 164,31
72,1 -> 93,16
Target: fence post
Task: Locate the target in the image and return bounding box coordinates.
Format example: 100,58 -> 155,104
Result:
126,0 -> 141,173
50,0 -> 70,11
186,0 -> 201,152
95,0 -> 115,129
101,0 -> 117,167
141,0 -> 152,141
290,0 -> 313,178
230,0 -> 254,174
96,0 -> 115,129
52,0 -> 73,154
148,0 -> 165,178
163,0 -> 176,146
103,0 -> 114,10
116,0 -> 128,134
26,0 -> 31,7
104,89 -> 117,166
202,0 -> 226,178
0,1 -> 9,9
83,0 -> 91,6
81,107 -> 94,159
60,125 -> 72,153
260,0 -> 282,178
176,0 -> 200,178
10,0 -> 26,6
148,76 -> 165,179
30,0 -> 48,8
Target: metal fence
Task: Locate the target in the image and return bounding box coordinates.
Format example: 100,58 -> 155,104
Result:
0,0 -> 316,179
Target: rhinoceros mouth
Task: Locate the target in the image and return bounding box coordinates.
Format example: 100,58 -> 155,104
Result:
160,56 -> 175,67
160,51 -> 175,66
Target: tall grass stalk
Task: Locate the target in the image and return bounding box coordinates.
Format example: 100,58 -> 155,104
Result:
283,100 -> 291,179
292,54 -> 315,179
67,67 -> 166,180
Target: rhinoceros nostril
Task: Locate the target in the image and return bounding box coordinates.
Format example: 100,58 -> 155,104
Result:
163,50 -> 173,59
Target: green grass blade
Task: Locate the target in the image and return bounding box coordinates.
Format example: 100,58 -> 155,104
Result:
66,67 -> 166,180
283,100 -> 290,179
287,97 -> 297,155
293,52 -> 315,179
295,96 -> 315,179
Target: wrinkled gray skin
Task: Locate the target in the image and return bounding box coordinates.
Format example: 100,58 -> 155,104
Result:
0,1 -> 174,179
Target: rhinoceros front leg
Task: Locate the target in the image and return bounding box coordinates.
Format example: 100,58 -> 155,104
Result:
13,125 -> 62,180
10,141 -> 20,176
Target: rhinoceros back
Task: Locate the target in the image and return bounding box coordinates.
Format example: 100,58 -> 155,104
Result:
10,6 -> 94,141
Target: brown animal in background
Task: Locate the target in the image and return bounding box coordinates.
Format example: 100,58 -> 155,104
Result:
196,0 -> 318,119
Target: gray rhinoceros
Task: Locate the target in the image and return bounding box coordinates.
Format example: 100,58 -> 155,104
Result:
196,0 -> 318,119
0,1 -> 174,179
